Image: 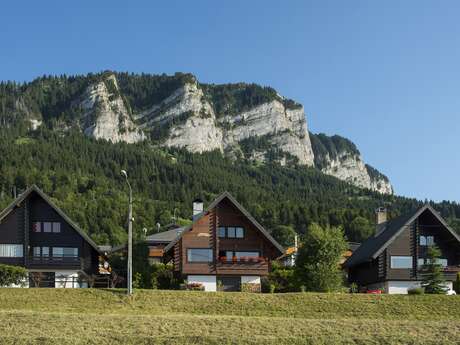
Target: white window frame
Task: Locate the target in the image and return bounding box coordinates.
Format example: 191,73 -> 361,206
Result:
390,256 -> 413,269
0,244 -> 24,258
187,248 -> 213,263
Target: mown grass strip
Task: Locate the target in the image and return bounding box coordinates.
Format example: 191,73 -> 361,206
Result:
0,289 -> 459,320
0,310 -> 458,345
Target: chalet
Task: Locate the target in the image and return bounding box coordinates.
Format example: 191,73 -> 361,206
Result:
344,206 -> 460,294
161,192 -> 285,291
0,185 -> 109,288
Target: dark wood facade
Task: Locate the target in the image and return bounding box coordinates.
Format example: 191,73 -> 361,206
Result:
164,193 -> 284,279
0,186 -> 102,280
346,206 -> 460,290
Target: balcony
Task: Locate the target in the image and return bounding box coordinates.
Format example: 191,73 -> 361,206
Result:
27,256 -> 82,269
443,266 -> 460,273
216,256 -> 269,274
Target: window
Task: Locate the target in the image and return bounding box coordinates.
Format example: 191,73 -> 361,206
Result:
63,248 -> 78,257
235,251 -> 259,260
417,258 -> 424,267
226,251 -> 233,261
227,227 -> 236,238
52,247 -> 78,258
437,258 -> 448,267
52,247 -> 64,257
52,222 -> 61,233
420,236 -> 426,246
390,256 -> 413,269
417,258 -> 448,268
33,247 -> 41,257
420,235 -> 434,246
32,222 -> 41,232
187,249 -> 213,262
218,226 -> 245,239
43,222 -> 52,233
218,227 -> 226,238
42,247 -> 49,257
0,244 -> 23,258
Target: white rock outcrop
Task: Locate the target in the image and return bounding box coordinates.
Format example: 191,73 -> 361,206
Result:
139,82 -> 224,152
219,101 -> 315,166
81,75 -> 145,144
320,152 -> 393,194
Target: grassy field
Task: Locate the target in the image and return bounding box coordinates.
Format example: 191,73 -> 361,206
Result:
0,289 -> 459,344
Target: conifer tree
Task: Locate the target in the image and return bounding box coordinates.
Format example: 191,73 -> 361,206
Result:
421,246 -> 447,294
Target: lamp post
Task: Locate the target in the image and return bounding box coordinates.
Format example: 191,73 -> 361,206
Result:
121,170 -> 133,296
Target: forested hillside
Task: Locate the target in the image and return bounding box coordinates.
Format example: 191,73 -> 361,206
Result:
0,71 -> 393,193
1,125 -> 459,246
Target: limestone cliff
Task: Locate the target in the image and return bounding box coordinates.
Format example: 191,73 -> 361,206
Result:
310,133 -> 393,194
80,75 -> 145,144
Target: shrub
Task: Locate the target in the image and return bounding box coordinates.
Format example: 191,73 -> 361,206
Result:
408,287 -> 425,295
150,263 -> 179,289
266,262 -> 297,293
0,264 -> 27,287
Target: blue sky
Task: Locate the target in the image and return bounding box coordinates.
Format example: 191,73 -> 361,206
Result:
1,1 -> 459,202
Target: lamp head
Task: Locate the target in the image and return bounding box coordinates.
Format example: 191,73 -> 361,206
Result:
120,170 -> 128,178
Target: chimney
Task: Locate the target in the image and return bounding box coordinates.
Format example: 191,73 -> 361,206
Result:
375,207 -> 387,236
192,198 -> 204,221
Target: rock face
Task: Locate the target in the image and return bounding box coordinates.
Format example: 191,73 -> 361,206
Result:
139,82 -> 224,152
80,75 -> 145,144
218,100 -> 314,166
310,133 -> 393,194
135,81 -> 315,166
320,152 -> 393,194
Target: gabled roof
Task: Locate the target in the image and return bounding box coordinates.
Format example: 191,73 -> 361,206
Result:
164,191 -> 285,255
146,227 -> 186,243
0,185 -> 101,254
344,204 -> 460,268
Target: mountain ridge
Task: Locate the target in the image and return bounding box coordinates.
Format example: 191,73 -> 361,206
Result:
0,71 -> 392,194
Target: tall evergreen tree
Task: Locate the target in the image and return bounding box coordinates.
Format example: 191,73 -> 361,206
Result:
421,246 -> 448,294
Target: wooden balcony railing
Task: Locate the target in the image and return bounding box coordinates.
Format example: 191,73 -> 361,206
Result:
443,266 -> 460,273
27,256 -> 82,268
217,256 -> 267,264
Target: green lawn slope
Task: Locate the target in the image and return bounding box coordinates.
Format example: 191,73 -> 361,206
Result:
0,289 -> 459,345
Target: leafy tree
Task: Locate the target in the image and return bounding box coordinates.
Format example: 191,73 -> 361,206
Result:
0,264 -> 27,287
421,246 -> 448,294
294,223 -> 347,292
265,261 -> 297,293
347,216 -> 374,242
271,225 -> 296,248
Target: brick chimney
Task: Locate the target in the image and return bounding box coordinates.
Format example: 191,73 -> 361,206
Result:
375,207 -> 387,236
192,198 -> 204,221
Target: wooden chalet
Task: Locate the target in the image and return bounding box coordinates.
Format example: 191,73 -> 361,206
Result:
344,206 -> 460,294
162,192 -> 285,291
0,185 -> 109,288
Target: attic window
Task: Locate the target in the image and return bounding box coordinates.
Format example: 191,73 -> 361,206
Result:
420,236 -> 434,246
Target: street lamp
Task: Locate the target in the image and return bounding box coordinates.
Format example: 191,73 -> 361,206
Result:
121,169 -> 133,296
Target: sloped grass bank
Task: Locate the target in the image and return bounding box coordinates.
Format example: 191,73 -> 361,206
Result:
0,289 -> 458,344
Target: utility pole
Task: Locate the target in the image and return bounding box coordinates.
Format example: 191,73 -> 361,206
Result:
121,170 -> 133,295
